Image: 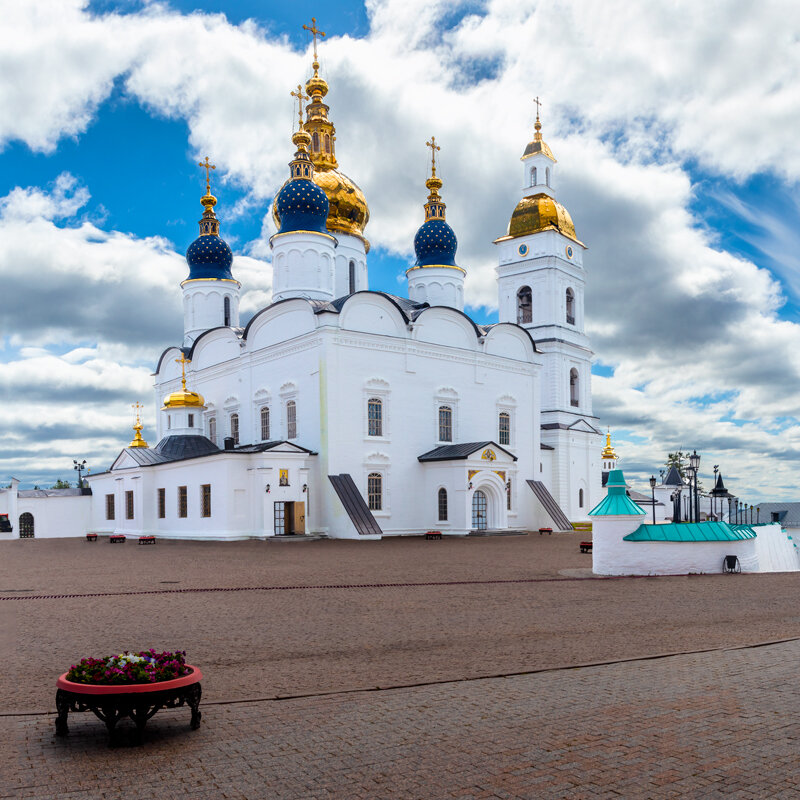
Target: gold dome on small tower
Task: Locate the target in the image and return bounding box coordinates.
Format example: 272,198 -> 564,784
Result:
162,355 -> 206,409
601,429 -> 618,461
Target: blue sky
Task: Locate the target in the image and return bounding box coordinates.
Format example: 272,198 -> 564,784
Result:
2,0 -> 800,500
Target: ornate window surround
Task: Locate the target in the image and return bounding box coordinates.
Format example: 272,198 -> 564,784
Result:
363,452 -> 390,517
363,378 -> 390,442
434,388 -> 459,445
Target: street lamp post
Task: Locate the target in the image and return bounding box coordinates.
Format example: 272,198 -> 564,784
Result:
649,475 -> 657,525
73,459 -> 87,491
712,465 -> 719,520
689,450 -> 700,522
686,466 -> 695,522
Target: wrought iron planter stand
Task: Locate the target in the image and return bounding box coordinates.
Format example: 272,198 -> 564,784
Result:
55,666 -> 202,745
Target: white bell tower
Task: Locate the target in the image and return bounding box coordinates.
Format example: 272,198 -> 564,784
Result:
494,102 -> 602,520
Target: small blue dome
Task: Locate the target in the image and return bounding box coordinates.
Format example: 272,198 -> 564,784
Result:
185,235 -> 234,281
413,218 -> 458,267
275,177 -> 329,235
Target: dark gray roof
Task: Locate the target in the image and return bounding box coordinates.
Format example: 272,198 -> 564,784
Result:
540,443 -> 555,451
154,435 -> 221,461
628,489 -> 664,506
752,503 -> 800,527
418,441 -> 518,462
662,466 -> 684,487
234,440 -> 317,454
124,448 -> 170,466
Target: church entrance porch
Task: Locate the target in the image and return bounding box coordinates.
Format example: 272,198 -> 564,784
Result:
274,501 -> 305,535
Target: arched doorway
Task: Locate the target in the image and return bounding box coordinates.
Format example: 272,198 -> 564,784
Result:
472,490 -> 487,530
19,512 -> 34,538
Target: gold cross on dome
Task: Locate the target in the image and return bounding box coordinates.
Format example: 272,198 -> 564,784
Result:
533,95 -> 542,120
175,354 -> 191,391
290,84 -> 309,129
198,156 -> 216,195
131,401 -> 144,424
426,136 -> 441,177
302,17 -> 326,61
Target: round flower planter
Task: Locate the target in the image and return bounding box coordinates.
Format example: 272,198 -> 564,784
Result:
55,665 -> 202,745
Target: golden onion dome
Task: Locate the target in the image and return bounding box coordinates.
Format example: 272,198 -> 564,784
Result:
601,430 -> 618,460
162,388 -> 206,409
499,192 -> 581,243
272,167 -> 370,250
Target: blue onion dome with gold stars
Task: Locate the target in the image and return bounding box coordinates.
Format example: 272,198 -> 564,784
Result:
412,170 -> 460,269
185,186 -> 234,281
274,129 -> 329,235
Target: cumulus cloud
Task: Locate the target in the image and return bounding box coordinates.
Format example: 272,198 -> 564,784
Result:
3,0 -> 800,499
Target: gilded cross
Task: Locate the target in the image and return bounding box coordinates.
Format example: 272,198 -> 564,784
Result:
175,354 -> 191,390
290,84 -> 309,129
198,156 -> 216,195
302,17 -> 326,61
533,96 -> 542,119
131,401 -> 144,424
425,136 -> 441,177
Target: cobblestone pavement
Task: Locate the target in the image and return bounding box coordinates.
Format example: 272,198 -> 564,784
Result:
3,536 -> 800,797
5,640 -> 800,799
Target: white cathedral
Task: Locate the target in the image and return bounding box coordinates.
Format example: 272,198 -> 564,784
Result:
3,47 -> 605,541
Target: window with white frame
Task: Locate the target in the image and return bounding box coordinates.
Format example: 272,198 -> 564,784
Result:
260,406 -> 270,441
208,416 -> 217,445
230,413 -> 239,444
438,487 -> 448,521
286,400 -> 297,439
367,472 -> 382,511
367,398 -> 383,437
438,405 -> 453,442
498,412 -> 511,446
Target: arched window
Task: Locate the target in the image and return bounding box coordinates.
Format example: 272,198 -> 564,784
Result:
570,369 -> 579,407
349,260 -> 356,294
566,288 -> 575,324
312,131 -> 320,151
368,472 -> 382,511
498,412 -> 511,445
517,286 -> 532,324
438,405 -> 452,442
19,512 -> 34,538
286,400 -> 297,439
230,413 -> 239,444
260,406 -> 270,441
546,167 -> 551,187
368,398 -> 383,437
324,133 -> 331,153
530,167 -> 537,186
224,296 -> 231,326
438,488 -> 448,521
208,416 -> 216,445
579,488 -> 584,508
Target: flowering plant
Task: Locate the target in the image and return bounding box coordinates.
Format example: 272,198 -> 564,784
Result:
65,649 -> 191,685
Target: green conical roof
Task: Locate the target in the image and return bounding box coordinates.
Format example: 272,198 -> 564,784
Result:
589,469 -> 646,517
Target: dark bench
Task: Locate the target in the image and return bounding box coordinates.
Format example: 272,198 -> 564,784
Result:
109,534 -> 126,543
539,527 -> 553,536
138,536 -> 156,545
86,533 -> 98,542
580,541 -> 593,553
425,530 -> 442,540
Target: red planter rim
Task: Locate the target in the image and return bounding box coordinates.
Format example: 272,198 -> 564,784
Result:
57,664 -> 201,694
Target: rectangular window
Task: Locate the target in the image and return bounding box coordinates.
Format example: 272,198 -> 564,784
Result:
157,488 -> 166,519
438,488 -> 448,521
125,490 -> 134,520
287,400 -> 297,439
438,406 -> 452,442
188,413 -> 194,428
208,416 -> 217,445
368,398 -> 383,437
367,472 -> 382,511
201,484 -> 211,518
178,486 -> 188,518
105,494 -> 115,521
230,413 -> 239,445
260,406 -> 270,441
499,412 -> 511,446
